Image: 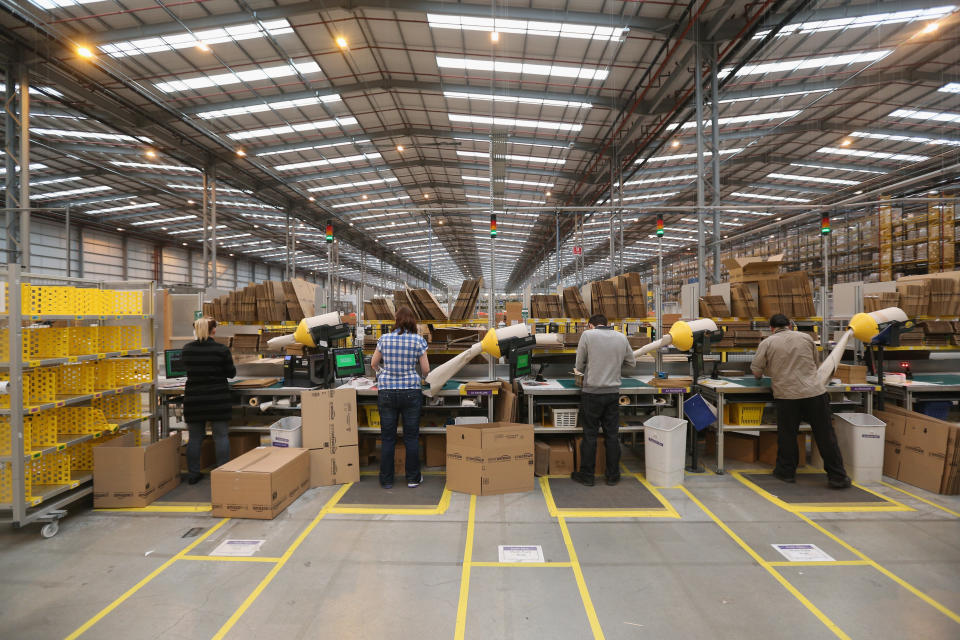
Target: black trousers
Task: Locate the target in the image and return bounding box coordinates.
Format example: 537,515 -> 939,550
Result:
775,393 -> 847,481
578,392 -> 621,480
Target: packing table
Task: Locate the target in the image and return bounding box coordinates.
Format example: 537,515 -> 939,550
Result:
697,376 -> 879,473
880,373 -> 960,411
519,376 -> 690,433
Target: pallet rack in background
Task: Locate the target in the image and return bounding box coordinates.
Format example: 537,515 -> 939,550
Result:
0,264 -> 157,537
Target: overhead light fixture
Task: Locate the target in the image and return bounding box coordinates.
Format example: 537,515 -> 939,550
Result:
457,150 -> 565,165
426,14 -> 627,42
116,227 -> 123,231
361,194 -> 368,199
490,31 -> 500,43
187,199 -> 195,204
424,193 -> 430,199
396,144 -> 405,152
32,127 -> 150,143
235,148 -> 247,157
442,90 -> 591,110
678,109 -> 802,129
77,46 -> 94,59
195,41 -> 211,52
841,138 -> 852,146
145,149 -> 157,158
754,6 -> 956,38
109,160 -> 196,172
100,20 -> 293,57
766,172 -> 859,186
336,36 -> 348,49
645,147 -> 744,163
308,196 -> 315,202
545,191 -> 551,197
815,146 -> 927,162
671,140 -> 680,148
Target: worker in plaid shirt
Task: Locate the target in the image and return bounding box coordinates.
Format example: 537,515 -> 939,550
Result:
370,305 -> 429,489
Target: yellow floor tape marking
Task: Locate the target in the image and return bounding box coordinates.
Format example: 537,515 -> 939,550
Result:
453,494 -> 476,640
211,484 -> 352,640
95,504 -> 212,513
64,518 -> 230,640
540,474 -> 680,519
330,488 -> 452,516
731,469 -> 913,513
678,486 -> 851,640
879,481 -> 960,518
359,469 -> 447,477
180,555 -> 281,563
470,562 -> 573,568
793,510 -> 960,625
557,514 -> 605,639
767,560 -> 871,567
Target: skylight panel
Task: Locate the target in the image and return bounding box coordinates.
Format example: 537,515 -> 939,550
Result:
457,150 -> 565,165
621,192 -> 678,202
815,147 -> 927,162
130,214 -> 197,226
731,191 -> 811,203
169,225 -> 227,235
29,176 -> 82,187
331,195 -> 410,208
789,161 -> 886,175
427,14 -> 627,41
274,153 -> 383,172
755,6 -> 955,38
31,128 -> 151,143
86,201 -> 161,214
28,0 -> 102,10
155,62 -> 322,93
719,88 -> 832,104
110,161 -> 199,172
940,82 -> 960,93
850,131 -> 960,147
888,108 -> 960,124
448,113 -> 581,132
443,91 -> 591,109
228,116 -> 358,140
100,20 -> 294,58
165,183 -> 251,195
217,199 -> 281,210
766,172 -> 859,186
643,148 -> 744,163
678,110 -> 801,129
30,185 -> 111,200
680,217 -> 744,226
623,174 -> 697,186
436,56 -> 607,81
256,139 -> 368,158
465,194 -> 545,205
0,163 -> 48,175
718,51 -> 891,78
308,177 -> 399,193
194,94 -> 342,120
461,176 -> 554,188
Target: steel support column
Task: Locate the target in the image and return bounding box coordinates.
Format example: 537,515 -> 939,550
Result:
210,164 -> 217,288
694,33 -> 707,291
710,41 -> 722,283
17,64 -> 28,269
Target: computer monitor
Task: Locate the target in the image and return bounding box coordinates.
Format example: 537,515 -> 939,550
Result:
514,351 -> 531,377
164,349 -> 187,378
332,347 -> 365,378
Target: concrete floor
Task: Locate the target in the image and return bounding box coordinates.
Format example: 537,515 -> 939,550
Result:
2,451 -> 959,640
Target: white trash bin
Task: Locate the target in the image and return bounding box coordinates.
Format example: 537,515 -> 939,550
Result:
811,413 -> 885,483
270,416 -> 302,448
643,415 -> 687,487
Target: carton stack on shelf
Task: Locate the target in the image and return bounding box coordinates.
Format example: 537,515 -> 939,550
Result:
363,298 -> 395,321
864,292 -> 900,312
203,279 -> 319,324
699,296 -> 730,318
589,280 -> 618,319
531,295 -> 562,317
408,289 -> 448,321
449,279 -> 482,321
562,286 -> 589,318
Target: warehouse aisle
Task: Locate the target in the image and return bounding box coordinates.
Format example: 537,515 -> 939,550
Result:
1,460 -> 959,640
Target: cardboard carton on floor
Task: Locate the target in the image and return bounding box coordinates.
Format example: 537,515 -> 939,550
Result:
534,440 -> 550,477
301,388 -> 358,450
94,432 -> 181,508
446,422 -> 534,495
873,409 -> 906,479
881,406 -> 955,493
757,432 -> 806,466
706,431 -> 758,463
310,445 -> 359,487
424,434 -> 446,467
179,437 -> 214,472
573,436 -> 606,476
230,432 -> 262,459
211,447 -> 309,519
549,440 -> 575,475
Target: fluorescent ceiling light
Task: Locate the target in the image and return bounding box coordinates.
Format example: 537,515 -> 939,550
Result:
718,50 -> 891,78
722,208 -> 774,217
789,161 -> 886,175
448,113 -> 581,132
32,112 -> 86,120
462,176 -> 554,188
29,176 -> 82,187
366,221 -> 421,230
195,94 -> 342,120
165,183 -> 250,194
256,139 -> 368,158
308,177 -> 399,192
679,110 -> 801,129
110,160 -> 199,172
623,174 -> 697,186
0,83 -> 63,98
218,199 -> 280,210
454,136 -> 571,151
682,216 -> 748,227
331,195 -> 410,208
755,6 -> 955,38
86,201 -> 161,214
940,82 -> 960,93
731,191 -> 810,203
31,185 -> 111,200
457,150 -> 565,165
130,215 -> 197,226
155,61 -> 322,93
719,88 -> 832,104
815,147 -> 927,162
888,108 -> 960,124
465,194 -> 545,205
621,192 -> 677,202
436,56 -> 607,81
216,234 -> 252,241
28,0 -> 102,9
169,225 -> 227,235
275,152 -> 382,172
100,20 -> 294,58
850,130 -> 960,147
228,116 -> 358,140
443,91 -> 590,109
31,127 -> 151,143
427,14 -> 627,41
0,163 -> 49,175
766,172 -> 859,186
644,148 -> 744,163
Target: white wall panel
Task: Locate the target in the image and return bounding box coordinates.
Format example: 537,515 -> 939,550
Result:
126,238 -> 154,281
162,246 -> 190,284
82,229 -> 123,280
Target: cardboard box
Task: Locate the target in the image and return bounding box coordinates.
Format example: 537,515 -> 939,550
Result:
211,447 -> 309,519
496,380 -> 518,423
505,301 -> 523,325
723,255 -> 784,284
230,432 -> 262,459
301,388 -> 358,449
180,436 -> 215,472
94,432 -> 181,508
424,434 -> 446,467
548,440 -> 575,475
309,445 -> 359,487
873,409 -> 905,479
757,431 -> 806,466
573,436 -> 606,476
446,422 -> 534,495
835,364 -> 867,384
534,440 -> 550,477
706,431 -> 758,463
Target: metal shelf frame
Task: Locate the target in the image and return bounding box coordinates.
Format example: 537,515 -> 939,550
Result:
1,264 -> 159,531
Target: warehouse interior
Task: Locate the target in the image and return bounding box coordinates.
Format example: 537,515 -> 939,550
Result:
1,0 -> 960,638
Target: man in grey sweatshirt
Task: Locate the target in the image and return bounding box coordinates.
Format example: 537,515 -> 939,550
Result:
572,314 -> 637,486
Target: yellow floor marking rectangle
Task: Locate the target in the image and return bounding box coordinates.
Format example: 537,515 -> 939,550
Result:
540,475 -> 681,519
879,481 -> 960,518
64,517 -> 230,640
454,494 -> 476,640
470,561 -> 572,568
329,487 -> 452,515
180,555 -> 282,563
732,469 -> 913,513
211,483 -> 352,640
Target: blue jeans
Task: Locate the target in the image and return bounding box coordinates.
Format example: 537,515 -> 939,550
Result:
186,420 -> 230,476
378,389 -> 422,485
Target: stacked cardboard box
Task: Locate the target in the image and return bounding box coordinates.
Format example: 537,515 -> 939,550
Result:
534,438 -> 575,476
590,280 -> 618,319
874,406 -> 959,494
898,271 -> 960,316
450,279 -> 482,321
364,298 -> 395,321
203,279 -> 319,324
621,273 -> 648,318
730,284 -> 760,318
699,296 -> 731,318
531,294 -> 562,317
863,291 -> 900,312
896,281 -> 929,317
408,288 -> 448,321
446,422 -> 534,495
231,333 -> 260,353
302,388 -> 360,487
922,321 -> 954,346
211,447 -> 310,519
562,286 -> 589,318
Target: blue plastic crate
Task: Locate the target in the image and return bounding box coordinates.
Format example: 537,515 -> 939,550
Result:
683,393 -> 718,432
916,400 -> 952,420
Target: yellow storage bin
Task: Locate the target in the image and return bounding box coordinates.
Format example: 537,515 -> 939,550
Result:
67,326 -> 99,356
98,326 -> 142,353
113,357 -> 152,385
363,405 -> 381,429
58,362 -> 96,396
93,393 -> 141,419
725,403 -> 765,426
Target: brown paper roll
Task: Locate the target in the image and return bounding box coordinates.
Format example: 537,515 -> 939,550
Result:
618,395 -> 630,406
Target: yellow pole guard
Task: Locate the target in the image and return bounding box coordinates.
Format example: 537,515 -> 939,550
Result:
480,328 -> 501,359
848,312 -> 879,343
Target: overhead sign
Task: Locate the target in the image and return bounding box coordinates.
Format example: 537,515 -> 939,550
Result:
573,246 -> 582,255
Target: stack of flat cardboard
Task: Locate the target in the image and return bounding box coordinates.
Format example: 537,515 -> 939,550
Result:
699,296 -> 731,318
724,255 -> 783,284
281,279 -> 317,322
864,291 -> 900,312
922,321 -> 954,346
449,279 -> 482,321
203,280 -> 319,324
531,294 -> 562,317
896,281 -> 929,317
616,273 -> 647,318
562,286 -> 589,318
875,406 -> 959,494
231,333 -> 260,353
363,297 -> 396,321
590,280 -> 618,319
408,288 -> 448,321
730,284 -> 760,318
898,271 -> 960,316
756,272 -> 815,318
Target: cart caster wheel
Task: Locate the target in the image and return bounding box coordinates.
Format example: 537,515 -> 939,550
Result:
41,521 -> 59,538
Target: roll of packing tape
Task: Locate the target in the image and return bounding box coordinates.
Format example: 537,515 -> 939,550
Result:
248,396 -> 260,407
618,395 -> 630,406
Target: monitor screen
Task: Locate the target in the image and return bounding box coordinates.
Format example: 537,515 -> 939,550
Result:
336,353 -> 358,369
332,347 -> 365,377
164,349 -> 186,378
515,352 -> 530,373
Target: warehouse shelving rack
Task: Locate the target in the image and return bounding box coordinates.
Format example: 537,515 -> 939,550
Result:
0,264 -> 158,536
